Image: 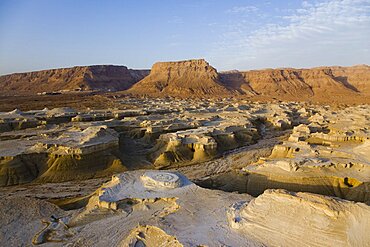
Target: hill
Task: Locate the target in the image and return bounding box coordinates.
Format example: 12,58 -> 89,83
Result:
127,59 -> 234,97
0,65 -> 149,93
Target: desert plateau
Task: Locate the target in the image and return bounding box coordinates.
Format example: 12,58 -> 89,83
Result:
1,0 -> 370,246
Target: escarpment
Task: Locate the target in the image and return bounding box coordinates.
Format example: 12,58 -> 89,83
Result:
2,60 -> 369,103
127,60 -> 369,102
0,65 -> 149,93
220,64 -> 370,101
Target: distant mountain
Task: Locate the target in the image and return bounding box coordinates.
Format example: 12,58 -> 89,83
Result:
0,65 -> 149,93
127,59 -> 369,101
126,59 -> 234,97
220,65 -> 370,100
1,61 -> 369,103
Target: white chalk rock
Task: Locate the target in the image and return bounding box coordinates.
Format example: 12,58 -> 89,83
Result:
141,171 -> 182,189
228,189 -> 370,247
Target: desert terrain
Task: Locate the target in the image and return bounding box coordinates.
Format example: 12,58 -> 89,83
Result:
0,59 -> 369,246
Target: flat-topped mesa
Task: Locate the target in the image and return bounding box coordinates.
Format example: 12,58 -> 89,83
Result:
127,59 -> 233,97
0,65 -> 149,93
1,62 -> 369,102
151,59 -> 219,80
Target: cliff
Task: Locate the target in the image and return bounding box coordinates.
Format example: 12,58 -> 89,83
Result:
220,65 -> 370,100
127,59 -> 234,97
1,61 -> 369,103
0,65 -> 149,93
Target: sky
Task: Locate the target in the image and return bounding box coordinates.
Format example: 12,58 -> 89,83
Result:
0,0 -> 369,75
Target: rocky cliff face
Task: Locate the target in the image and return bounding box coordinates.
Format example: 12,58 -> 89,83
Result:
127,59 -> 234,97
1,61 -> 369,103
330,65 -> 370,93
128,60 -> 369,101
0,65 -> 149,93
220,65 -> 370,100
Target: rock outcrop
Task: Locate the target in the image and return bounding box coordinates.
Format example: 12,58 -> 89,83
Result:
0,65 -> 149,93
0,123 -> 126,186
3,171 -> 369,246
331,65 -> 370,94
121,225 -> 183,247
0,171 -> 259,246
228,189 -> 370,247
127,59 -> 234,97
40,170 -> 259,246
0,196 -> 66,245
242,105 -> 370,203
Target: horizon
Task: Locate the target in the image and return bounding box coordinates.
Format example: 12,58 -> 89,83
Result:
1,0 -> 369,75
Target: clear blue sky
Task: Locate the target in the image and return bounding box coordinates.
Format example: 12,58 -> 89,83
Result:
0,0 -> 369,75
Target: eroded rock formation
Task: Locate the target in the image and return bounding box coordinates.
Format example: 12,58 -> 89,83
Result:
25,171 -> 258,246
0,122 -> 125,186
220,64 -> 370,101
126,60 -> 369,102
228,189 -> 370,247
1,60 -> 369,247
242,105 -> 370,203
1,60 -> 369,103
127,59 -> 234,97
0,65 -> 149,93
2,171 -> 369,246
121,225 -> 183,247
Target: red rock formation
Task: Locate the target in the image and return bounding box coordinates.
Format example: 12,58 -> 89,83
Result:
1,60 -> 369,103
221,65 -> 369,101
331,65 -> 370,94
127,59 -> 234,97
0,65 -> 149,93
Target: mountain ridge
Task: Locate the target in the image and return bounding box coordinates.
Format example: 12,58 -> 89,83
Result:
1,60 -> 369,103
0,65 -> 150,93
